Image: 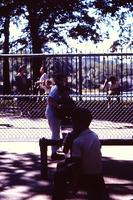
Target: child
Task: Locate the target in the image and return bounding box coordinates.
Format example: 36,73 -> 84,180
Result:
53,108 -> 108,200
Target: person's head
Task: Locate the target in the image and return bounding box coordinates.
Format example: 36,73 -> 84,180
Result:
58,85 -> 70,97
40,66 -> 47,75
53,73 -> 67,86
109,76 -> 117,83
18,65 -> 26,74
72,108 -> 92,132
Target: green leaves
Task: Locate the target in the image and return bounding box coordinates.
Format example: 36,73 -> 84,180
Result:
0,0 -> 132,53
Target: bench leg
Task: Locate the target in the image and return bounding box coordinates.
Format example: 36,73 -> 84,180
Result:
39,138 -> 48,179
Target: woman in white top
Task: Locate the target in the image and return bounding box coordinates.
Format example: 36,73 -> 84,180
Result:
103,76 -> 121,108
35,66 -> 52,94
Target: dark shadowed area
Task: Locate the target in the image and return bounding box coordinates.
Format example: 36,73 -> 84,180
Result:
0,143 -> 133,199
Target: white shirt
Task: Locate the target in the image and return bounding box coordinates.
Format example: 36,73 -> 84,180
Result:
39,73 -> 48,89
39,73 -> 48,83
72,129 -> 102,175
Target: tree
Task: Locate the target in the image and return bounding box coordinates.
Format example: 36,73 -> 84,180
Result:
11,0 -> 132,55
0,1 -> 14,94
16,0 -> 101,81
1,0 -> 133,53
22,0 -> 100,51
91,0 -> 133,51
0,0 -> 24,94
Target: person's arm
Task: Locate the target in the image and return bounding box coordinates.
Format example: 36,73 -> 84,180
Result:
48,96 -> 59,108
35,73 -> 48,89
65,156 -> 80,166
15,76 -> 24,93
63,133 -> 73,154
66,140 -> 81,193
45,79 -> 52,90
34,79 -> 45,88
103,78 -> 108,90
63,132 -> 78,155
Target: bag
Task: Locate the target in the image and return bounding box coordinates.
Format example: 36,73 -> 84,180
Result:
55,97 -> 76,119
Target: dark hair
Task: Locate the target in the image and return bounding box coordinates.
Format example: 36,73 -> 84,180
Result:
40,66 -> 47,72
109,76 -> 117,82
72,108 -> 92,126
18,65 -> 26,72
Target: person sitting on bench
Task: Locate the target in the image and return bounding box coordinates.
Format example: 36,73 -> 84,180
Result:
52,108 -> 108,200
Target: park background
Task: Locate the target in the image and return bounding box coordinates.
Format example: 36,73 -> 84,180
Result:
0,1 -> 133,199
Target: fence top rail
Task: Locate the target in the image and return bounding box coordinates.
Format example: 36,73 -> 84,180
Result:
0,52 -> 133,58
0,95 -> 48,98
0,94 -> 132,98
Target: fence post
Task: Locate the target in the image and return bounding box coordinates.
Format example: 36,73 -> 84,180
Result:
79,55 -> 82,96
39,138 -> 48,179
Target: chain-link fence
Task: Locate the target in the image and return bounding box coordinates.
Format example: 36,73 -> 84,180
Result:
0,52 -> 133,141
0,95 -> 133,141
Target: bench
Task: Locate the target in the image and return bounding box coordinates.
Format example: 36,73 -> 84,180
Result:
39,137 -> 133,179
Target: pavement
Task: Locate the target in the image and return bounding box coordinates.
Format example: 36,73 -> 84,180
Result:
0,142 -> 133,200
0,117 -> 133,199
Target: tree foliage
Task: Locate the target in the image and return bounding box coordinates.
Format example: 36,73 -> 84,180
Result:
16,0 -> 101,53
91,0 -> 133,51
0,0 -> 132,53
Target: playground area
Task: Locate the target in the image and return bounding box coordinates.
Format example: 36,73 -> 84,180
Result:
0,47 -> 132,200
0,116 -> 133,199
0,94 -> 133,199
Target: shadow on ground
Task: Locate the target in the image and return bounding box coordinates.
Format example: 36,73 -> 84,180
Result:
0,151 -> 53,199
0,151 -> 133,199
103,157 -> 133,200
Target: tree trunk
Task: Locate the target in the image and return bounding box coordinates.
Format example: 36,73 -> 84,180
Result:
28,7 -> 43,87
3,16 -> 11,94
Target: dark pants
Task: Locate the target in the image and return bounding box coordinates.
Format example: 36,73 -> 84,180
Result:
52,163 -> 109,200
17,96 -> 30,115
79,174 -> 109,200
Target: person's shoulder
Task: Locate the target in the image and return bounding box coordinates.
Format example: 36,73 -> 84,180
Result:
51,85 -> 57,91
89,130 -> 101,145
48,85 -> 57,95
15,74 -> 21,80
16,72 -> 21,77
89,129 -> 99,137
42,73 -> 48,79
72,136 -> 81,146
81,129 -> 99,141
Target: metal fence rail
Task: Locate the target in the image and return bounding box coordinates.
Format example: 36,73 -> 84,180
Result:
0,53 -> 133,97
